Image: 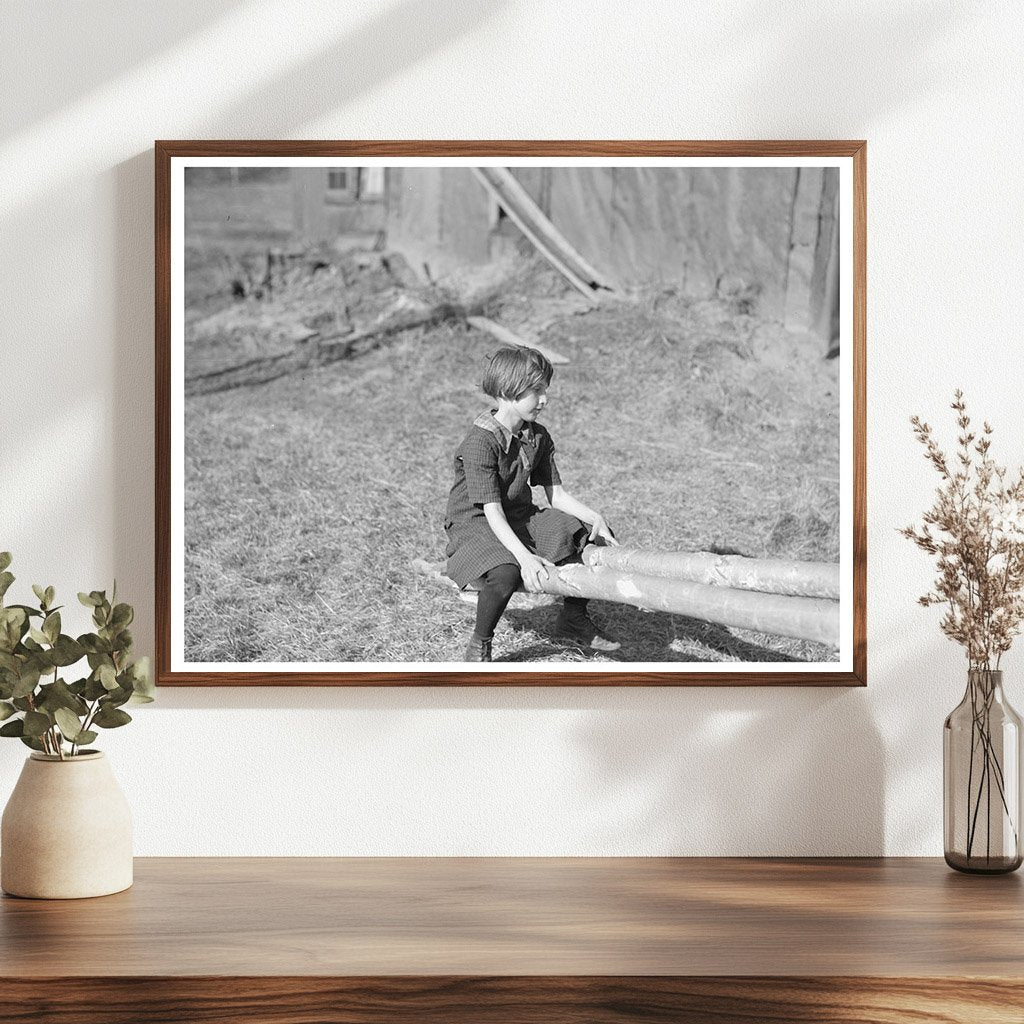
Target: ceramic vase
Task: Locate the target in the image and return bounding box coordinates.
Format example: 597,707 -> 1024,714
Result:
1,751 -> 133,898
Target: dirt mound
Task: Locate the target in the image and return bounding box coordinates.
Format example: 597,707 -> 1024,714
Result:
184,249 -> 458,394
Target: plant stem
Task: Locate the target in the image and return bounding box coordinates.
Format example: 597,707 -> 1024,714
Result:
964,672 -> 1018,862
53,665 -> 64,760
966,678 -> 979,852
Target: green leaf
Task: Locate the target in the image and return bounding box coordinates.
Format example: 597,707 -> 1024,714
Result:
19,735 -> 45,752
81,634 -> 112,655
74,730 -> 98,746
0,572 -> 15,601
77,634 -> 101,654
110,603 -> 133,630
87,652 -> 115,674
0,701 -> 16,721
50,635 -> 85,667
54,707 -> 85,741
127,657 -> 154,700
0,553 -> 11,573
0,607 -> 26,652
78,592 -> 100,608
93,705 -> 131,729
31,584 -> 47,608
0,651 -> 19,674
28,627 -> 49,646
103,685 -> 132,709
83,675 -> 107,701
22,711 -> 51,738
2,607 -> 27,628
37,679 -> 88,717
11,665 -> 41,699
12,697 -> 33,712
0,719 -> 24,737
81,634 -> 113,659
98,664 -> 118,691
42,611 -> 60,644
44,586 -> 55,608
8,604 -> 42,619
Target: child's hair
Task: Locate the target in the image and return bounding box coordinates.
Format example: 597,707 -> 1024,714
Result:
482,346 -> 554,401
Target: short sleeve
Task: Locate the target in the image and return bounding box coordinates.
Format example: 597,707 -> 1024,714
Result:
459,431 -> 502,505
530,429 -> 562,487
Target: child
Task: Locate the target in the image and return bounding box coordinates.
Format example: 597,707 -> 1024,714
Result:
444,345 -> 620,662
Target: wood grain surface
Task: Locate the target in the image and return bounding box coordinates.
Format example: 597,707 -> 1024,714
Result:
0,976 -> 1022,1024
1,857 -> 1020,1022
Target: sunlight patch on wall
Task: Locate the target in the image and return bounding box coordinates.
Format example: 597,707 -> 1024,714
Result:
0,0 -> 393,217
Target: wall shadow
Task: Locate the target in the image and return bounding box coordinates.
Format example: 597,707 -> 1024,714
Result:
191,0 -> 510,138
570,686 -> 885,854
0,0 -> 243,138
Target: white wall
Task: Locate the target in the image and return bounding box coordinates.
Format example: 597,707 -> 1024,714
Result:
2,0 -> 1022,855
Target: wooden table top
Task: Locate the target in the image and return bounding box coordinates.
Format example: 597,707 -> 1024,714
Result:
1,857 -> 1021,978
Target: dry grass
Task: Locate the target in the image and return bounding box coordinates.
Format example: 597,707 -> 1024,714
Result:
183,184 -> 839,665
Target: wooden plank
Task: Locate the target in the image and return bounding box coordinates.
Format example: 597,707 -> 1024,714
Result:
465,315 -> 569,364
548,166 -> 616,284
471,167 -> 617,300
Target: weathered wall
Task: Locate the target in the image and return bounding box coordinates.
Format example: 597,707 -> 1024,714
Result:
292,169 -> 385,242
545,167 -> 804,316
385,166 -> 490,279
386,164 -> 837,327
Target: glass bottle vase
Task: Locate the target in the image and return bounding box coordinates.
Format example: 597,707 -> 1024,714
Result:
944,669 -> 1023,873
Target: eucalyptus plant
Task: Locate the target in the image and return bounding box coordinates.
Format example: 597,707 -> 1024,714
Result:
0,552 -> 153,759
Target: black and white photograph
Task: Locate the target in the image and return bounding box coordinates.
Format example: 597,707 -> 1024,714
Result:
158,145 -> 863,684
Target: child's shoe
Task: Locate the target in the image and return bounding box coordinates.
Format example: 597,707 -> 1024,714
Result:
554,604 -> 621,652
464,634 -> 493,662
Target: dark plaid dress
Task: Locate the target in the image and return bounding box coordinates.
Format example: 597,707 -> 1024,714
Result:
444,412 -> 588,589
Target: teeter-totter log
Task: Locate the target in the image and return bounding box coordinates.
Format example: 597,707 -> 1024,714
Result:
412,555 -> 839,647
582,545 -> 840,601
537,564 -> 837,646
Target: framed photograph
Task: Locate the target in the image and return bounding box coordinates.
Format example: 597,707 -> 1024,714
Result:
156,141 -> 865,686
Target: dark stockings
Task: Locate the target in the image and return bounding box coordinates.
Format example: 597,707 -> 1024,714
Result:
472,563 -> 523,640
472,563 -> 592,642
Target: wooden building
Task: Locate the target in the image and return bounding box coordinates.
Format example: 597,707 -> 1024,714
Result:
293,166 -> 839,339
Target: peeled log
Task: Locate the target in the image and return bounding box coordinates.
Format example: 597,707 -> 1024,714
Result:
542,564 -> 838,646
582,546 -> 840,601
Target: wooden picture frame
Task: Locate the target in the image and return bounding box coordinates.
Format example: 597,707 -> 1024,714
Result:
156,141 -> 866,686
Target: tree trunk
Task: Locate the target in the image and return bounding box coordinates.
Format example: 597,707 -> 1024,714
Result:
582,546 -> 839,600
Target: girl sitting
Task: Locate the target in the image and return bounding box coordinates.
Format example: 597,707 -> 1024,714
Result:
443,345 -> 620,662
